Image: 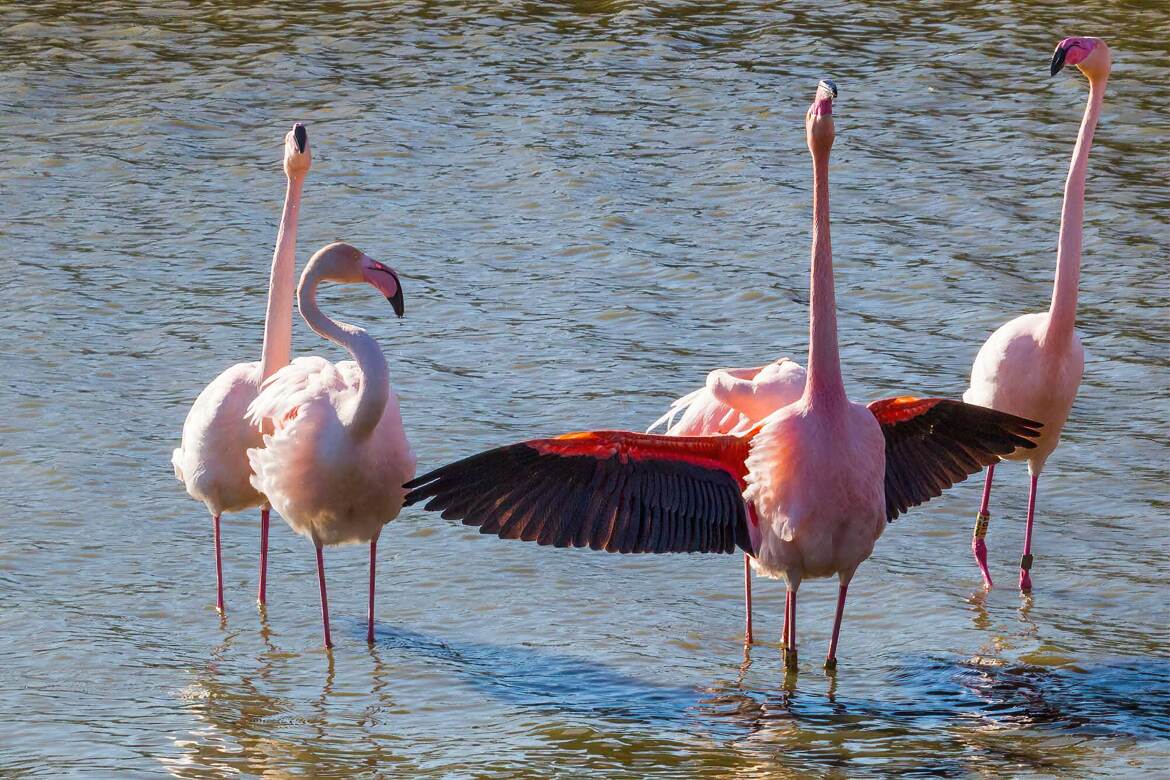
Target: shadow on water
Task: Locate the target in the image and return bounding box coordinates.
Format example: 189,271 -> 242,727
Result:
370,621 -> 700,725
372,620 -> 1170,743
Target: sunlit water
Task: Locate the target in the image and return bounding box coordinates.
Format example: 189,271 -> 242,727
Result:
1,1 -> 1168,776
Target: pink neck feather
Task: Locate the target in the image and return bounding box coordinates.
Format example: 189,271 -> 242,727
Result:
259,175 -> 305,380
1046,72 -> 1107,346
803,146 -> 847,407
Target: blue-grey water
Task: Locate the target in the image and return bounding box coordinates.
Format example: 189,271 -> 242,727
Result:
1,1 -> 1168,776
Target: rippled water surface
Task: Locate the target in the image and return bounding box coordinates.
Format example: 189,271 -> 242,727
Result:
2,1 -> 1168,776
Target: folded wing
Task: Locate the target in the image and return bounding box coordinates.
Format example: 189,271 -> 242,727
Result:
404,430 -> 754,554
869,397 -> 1042,521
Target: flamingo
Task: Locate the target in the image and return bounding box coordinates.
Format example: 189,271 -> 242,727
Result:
404,81 -> 1042,670
172,123 -> 310,613
965,37 -> 1109,592
246,242 -> 415,649
648,358 -> 806,643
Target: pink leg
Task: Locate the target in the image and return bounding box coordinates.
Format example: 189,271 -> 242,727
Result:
315,544 -> 333,649
743,554 -> 754,644
213,514 -> 225,614
367,535 -> 378,644
1020,473 -> 1039,592
782,590 -> 798,670
257,507 -> 270,606
972,464 -> 995,589
825,578 -> 850,670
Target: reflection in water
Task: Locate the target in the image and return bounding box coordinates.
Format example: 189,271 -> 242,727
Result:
0,0 -> 1167,776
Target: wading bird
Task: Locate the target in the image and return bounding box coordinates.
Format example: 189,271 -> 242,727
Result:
247,242 -> 415,648
173,124 -> 310,613
965,37 -> 1109,591
405,82 -> 1041,670
648,358 -> 806,643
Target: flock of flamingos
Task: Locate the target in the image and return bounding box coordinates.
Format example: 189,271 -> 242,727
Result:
173,36 -> 1108,669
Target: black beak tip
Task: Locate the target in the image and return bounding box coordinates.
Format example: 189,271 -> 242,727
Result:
293,123 -> 307,153
1049,46 -> 1067,76
388,289 -> 405,318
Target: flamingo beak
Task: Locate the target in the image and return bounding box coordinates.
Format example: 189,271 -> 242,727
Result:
362,259 -> 405,318
1049,44 -> 1068,76
387,281 -> 405,318
293,123 -> 307,153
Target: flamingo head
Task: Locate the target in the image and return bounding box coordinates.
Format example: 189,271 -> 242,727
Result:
283,122 -> 311,177
1050,36 -> 1110,80
805,79 -> 837,155
309,242 -> 405,317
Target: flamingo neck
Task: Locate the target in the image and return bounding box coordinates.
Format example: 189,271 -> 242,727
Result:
298,274 -> 390,440
1046,73 -> 1106,348
802,149 -> 846,408
259,175 -> 305,380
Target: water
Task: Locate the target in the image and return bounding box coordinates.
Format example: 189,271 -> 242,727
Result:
1,1 -> 1168,776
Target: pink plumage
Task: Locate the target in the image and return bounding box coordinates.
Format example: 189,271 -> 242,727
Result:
172,124 -> 310,612
649,357 -> 806,642
247,242 -> 416,648
964,36 -> 1108,592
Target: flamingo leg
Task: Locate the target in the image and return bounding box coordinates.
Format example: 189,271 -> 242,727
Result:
1020,473 -> 1039,592
743,554 -> 754,644
825,576 -> 851,670
212,514 -> 225,614
315,544 -> 333,649
782,590 -> 798,671
972,463 -> 995,589
367,535 -> 378,644
257,507 -> 270,606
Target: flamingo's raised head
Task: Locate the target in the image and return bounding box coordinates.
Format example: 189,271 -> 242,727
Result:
806,79 -> 837,155
305,242 -> 405,317
283,122 -> 311,177
1050,36 -> 1110,80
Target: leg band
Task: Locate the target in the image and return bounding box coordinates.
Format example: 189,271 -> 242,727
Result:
1020,553 -> 1033,571
974,511 -> 991,539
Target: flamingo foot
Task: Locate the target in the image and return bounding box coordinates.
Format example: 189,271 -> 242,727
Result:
1019,554 -> 1033,592
973,538 -> 993,589
783,647 -> 798,671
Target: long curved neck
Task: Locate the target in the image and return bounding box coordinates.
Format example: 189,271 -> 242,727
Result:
259,175 -> 305,380
298,274 -> 390,440
1046,72 -> 1106,347
802,147 -> 846,408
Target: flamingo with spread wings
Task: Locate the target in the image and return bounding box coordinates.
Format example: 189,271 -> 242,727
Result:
172,124 -> 310,612
406,82 -> 1041,670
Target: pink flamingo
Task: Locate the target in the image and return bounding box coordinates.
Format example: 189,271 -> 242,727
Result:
648,358 -> 806,643
965,37 -> 1109,592
405,82 -> 1042,671
247,242 -> 415,649
173,124 -> 310,613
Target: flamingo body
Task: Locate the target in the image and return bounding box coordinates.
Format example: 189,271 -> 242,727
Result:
651,358 -> 806,436
963,313 -> 1083,473
173,362 -> 266,515
248,355 -> 415,546
745,399 -> 885,585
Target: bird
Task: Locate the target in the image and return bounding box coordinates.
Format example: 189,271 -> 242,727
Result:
964,37 -> 1109,592
647,357 -> 806,643
246,242 -> 415,649
404,81 -> 1042,671
173,123 -> 310,613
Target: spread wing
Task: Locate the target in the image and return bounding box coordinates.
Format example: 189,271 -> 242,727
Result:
868,397 -> 1042,521
404,430 -> 754,554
